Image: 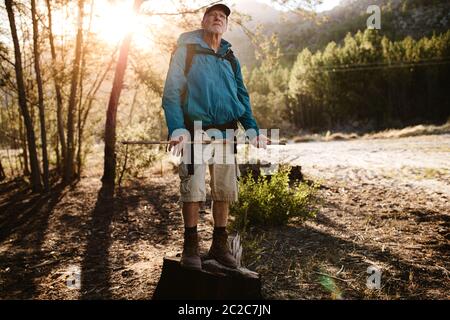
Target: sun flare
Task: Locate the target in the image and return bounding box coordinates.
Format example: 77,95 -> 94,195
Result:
92,0 -> 142,45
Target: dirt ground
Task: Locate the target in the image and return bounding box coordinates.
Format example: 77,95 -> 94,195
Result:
0,134 -> 448,299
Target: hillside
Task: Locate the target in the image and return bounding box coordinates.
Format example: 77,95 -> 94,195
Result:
227,0 -> 450,67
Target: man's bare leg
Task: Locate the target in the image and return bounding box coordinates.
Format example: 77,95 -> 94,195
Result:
182,202 -> 200,227
212,200 -> 228,227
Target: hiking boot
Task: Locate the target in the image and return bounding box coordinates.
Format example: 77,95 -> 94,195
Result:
206,229 -> 237,269
180,232 -> 202,270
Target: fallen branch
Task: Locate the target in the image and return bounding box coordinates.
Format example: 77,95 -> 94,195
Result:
313,271 -> 353,283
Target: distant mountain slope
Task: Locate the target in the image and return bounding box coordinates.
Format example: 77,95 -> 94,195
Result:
226,0 -> 450,68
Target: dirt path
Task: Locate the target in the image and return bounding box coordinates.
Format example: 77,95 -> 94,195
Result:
0,134 -> 448,299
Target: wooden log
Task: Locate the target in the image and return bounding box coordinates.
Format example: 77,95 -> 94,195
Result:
152,257 -> 262,300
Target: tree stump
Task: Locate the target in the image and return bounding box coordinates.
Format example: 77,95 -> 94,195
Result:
239,163 -> 303,182
152,257 -> 262,300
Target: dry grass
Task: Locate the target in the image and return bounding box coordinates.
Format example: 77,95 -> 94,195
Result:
289,121 -> 450,143
292,135 -> 320,143
363,122 -> 450,140
325,132 -> 359,141
244,180 -> 449,300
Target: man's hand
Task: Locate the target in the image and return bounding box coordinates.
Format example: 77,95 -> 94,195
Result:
250,134 -> 271,149
168,133 -> 189,156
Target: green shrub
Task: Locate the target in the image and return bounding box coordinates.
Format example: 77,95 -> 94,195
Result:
230,165 -> 319,232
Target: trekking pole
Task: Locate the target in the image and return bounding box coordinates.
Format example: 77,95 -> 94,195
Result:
121,140 -> 286,145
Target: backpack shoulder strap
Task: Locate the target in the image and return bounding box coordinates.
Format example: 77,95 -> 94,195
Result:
185,45 -> 239,78
169,43 -> 197,77
184,44 -> 197,76
222,49 -> 238,76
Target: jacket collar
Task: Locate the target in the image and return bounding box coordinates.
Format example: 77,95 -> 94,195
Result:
177,29 -> 232,56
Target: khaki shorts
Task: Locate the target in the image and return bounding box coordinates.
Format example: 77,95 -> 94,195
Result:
179,144 -> 240,203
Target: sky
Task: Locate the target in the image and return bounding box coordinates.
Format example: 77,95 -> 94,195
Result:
0,0 -> 343,48
315,0 -> 341,11
257,0 -> 341,12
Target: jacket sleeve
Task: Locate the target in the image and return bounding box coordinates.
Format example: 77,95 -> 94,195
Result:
161,46 -> 187,137
235,58 -> 260,138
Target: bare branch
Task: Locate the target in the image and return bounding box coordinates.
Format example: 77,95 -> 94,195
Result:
0,51 -> 15,67
142,0 -> 221,17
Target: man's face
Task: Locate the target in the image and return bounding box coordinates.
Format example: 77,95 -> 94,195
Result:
201,9 -> 228,35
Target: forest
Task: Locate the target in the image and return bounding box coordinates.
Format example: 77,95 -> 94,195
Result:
0,0 -> 449,301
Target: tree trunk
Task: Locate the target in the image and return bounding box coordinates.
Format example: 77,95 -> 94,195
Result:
45,0 -> 66,173
76,82 -> 83,177
102,0 -> 143,186
64,0 -> 84,183
55,132 -> 61,173
31,0 -> 49,190
0,158 -> 6,181
5,0 -> 42,192
5,148 -> 13,178
153,257 -> 262,300
77,49 -> 117,179
19,116 -> 29,176
3,93 -> 19,177
76,0 -> 95,177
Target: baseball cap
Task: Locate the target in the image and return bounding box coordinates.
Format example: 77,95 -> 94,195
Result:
204,3 -> 231,18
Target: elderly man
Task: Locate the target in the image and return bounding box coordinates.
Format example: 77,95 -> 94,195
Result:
162,3 -> 269,270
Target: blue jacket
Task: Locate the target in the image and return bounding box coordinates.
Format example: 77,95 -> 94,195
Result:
162,29 -> 259,138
